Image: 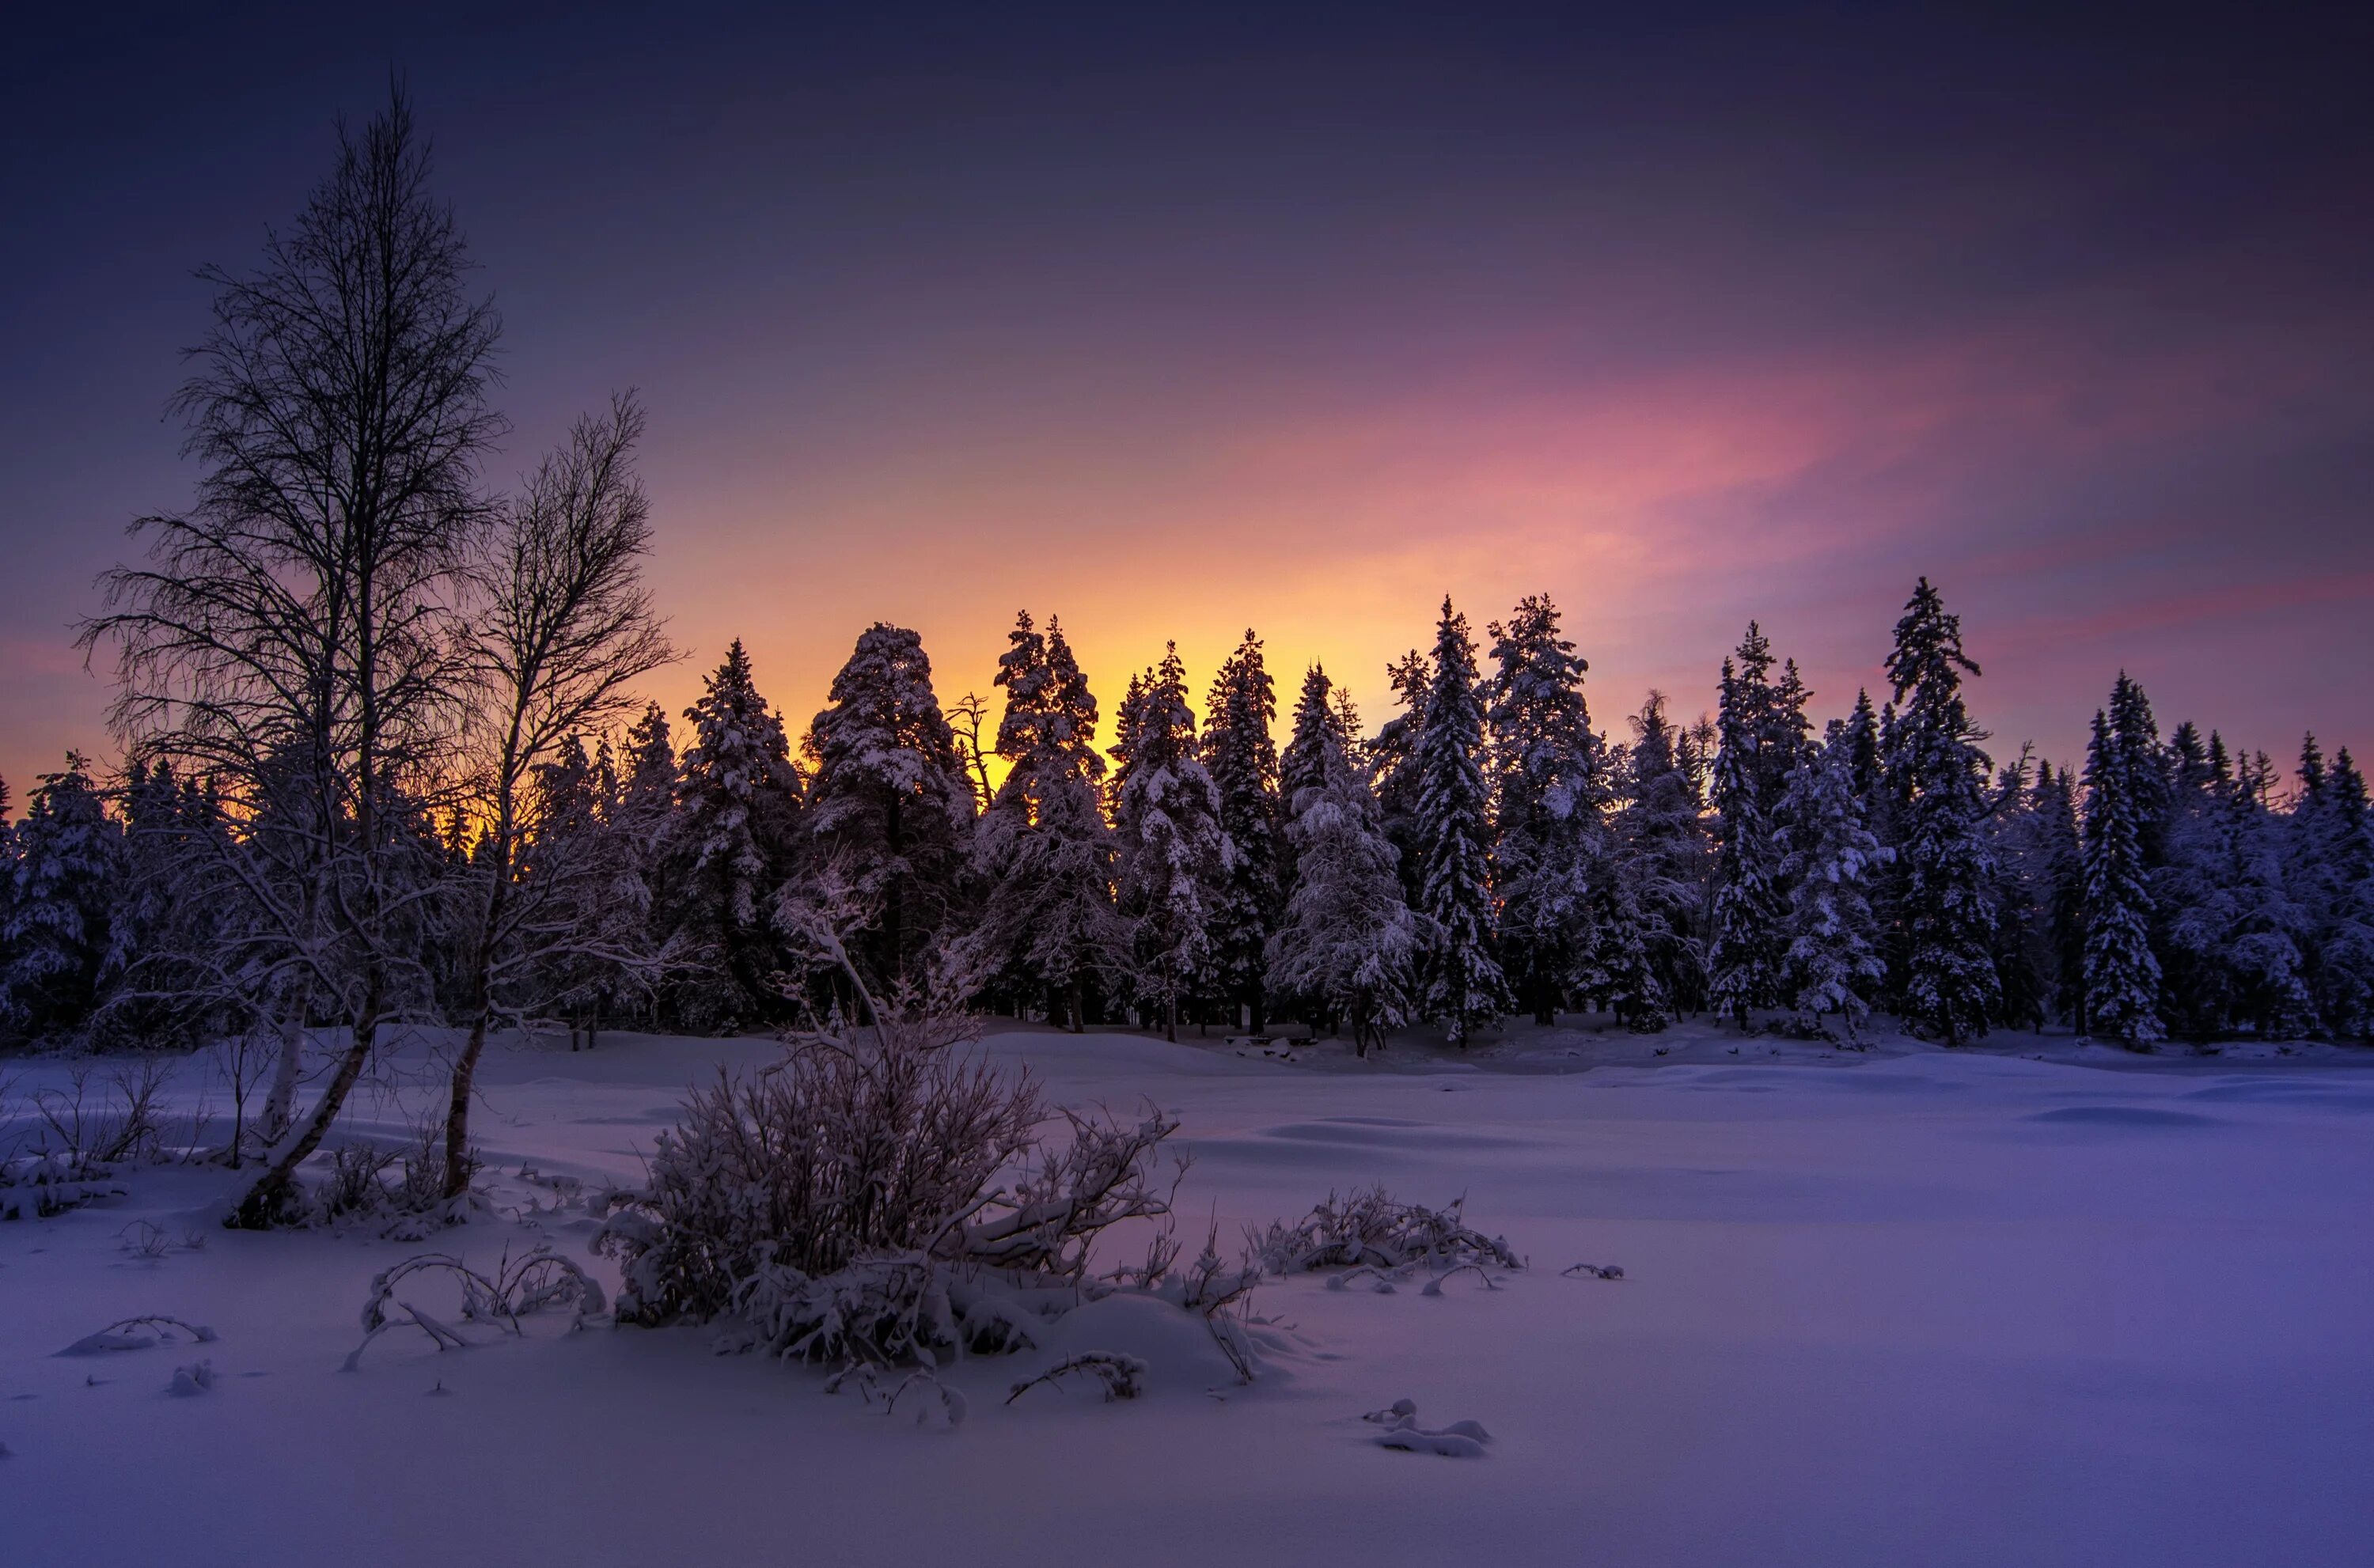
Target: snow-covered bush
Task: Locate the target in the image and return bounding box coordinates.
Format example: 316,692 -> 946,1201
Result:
312,1119 -> 473,1227
597,1004 -> 1190,1369
1246,1186 -> 1522,1276
1,1062 -> 170,1216
27,1060 -> 170,1173
597,1009 -> 1037,1320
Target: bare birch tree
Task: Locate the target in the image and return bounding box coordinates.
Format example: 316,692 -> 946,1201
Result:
81,87 -> 502,1226
438,393 -> 675,1199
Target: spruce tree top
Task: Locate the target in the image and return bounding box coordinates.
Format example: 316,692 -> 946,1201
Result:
1884,578 -> 1978,702
1280,664 -> 1350,807
805,622 -> 971,829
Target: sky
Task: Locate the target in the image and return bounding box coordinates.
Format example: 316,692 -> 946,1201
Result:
2,3 -> 2369,808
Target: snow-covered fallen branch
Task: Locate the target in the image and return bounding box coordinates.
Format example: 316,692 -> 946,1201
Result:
343,1245 -> 605,1370
1420,1262 -> 1501,1296
825,1364 -> 970,1429
1561,1262 -> 1626,1281
117,1219 -> 205,1259
60,1316 -> 218,1355
1325,1264 -> 1407,1293
1006,1352 -> 1148,1406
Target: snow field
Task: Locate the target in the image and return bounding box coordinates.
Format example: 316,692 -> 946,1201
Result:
4,1024 -> 2372,1566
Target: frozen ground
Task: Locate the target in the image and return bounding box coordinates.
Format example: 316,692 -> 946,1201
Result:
5,1020 -> 2372,1566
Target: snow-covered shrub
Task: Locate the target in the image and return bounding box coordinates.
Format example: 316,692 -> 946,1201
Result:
1246,1186 -> 1522,1276
0,1062 -> 169,1217
312,1119 -> 475,1227
1103,1218 -> 1264,1380
1112,1218 -> 1260,1316
26,1060 -> 170,1174
597,1005 -> 1192,1369
598,1009 -> 1038,1320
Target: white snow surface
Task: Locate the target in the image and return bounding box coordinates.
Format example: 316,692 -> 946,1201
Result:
6,1020 -> 2372,1566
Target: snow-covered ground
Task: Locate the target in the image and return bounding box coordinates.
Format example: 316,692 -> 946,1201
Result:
6,1021 -> 2372,1566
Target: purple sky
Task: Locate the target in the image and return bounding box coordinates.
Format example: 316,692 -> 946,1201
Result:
3,4 -> 2368,806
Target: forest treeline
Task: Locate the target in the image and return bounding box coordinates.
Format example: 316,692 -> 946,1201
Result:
14,584 -> 2368,1062
2,93 -> 2370,1225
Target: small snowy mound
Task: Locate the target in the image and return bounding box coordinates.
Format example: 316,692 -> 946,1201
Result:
1365,1397 -> 1492,1458
2027,1105 -> 2216,1131
1015,1293 -> 1249,1397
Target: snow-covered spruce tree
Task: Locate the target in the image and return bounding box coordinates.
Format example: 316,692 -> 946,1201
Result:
1114,645 -> 1227,1041
82,90 -> 499,1226
1842,687 -> 1907,998
616,702 -> 681,882
2209,737 -> 2319,1040
1705,625 -> 1796,1028
1276,663 -> 1354,930
1614,691 -> 1710,1021
2300,746 -> 2374,1040
2081,708 -> 2163,1047
1765,661 -> 1815,791
1108,668 -> 1149,814
594,737 -> 664,1032
1880,578 -> 2000,1045
1573,825 -> 1666,1030
1777,722 -> 1890,1041
0,773 -> 14,1030
2151,725 -> 2239,1038
1280,665 -> 1352,809
802,623 -> 977,997
1369,648 -> 1433,910
1842,687 -> 1883,804
1556,707 -> 1662,1032
965,614 -> 1126,1030
1980,748 -> 2055,1033
1485,593 -> 1599,1026
2108,672 -> 2173,869
1202,631 -> 1282,1033
567,701 -> 681,1031
2028,759 -> 2089,1029
2284,737 -> 2337,1028
511,735 -> 607,1032
1,755 -> 126,1045
1412,598 -> 1508,1046
1267,722 -> 1421,1055
670,640 -> 804,1029
92,758 -> 232,1051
